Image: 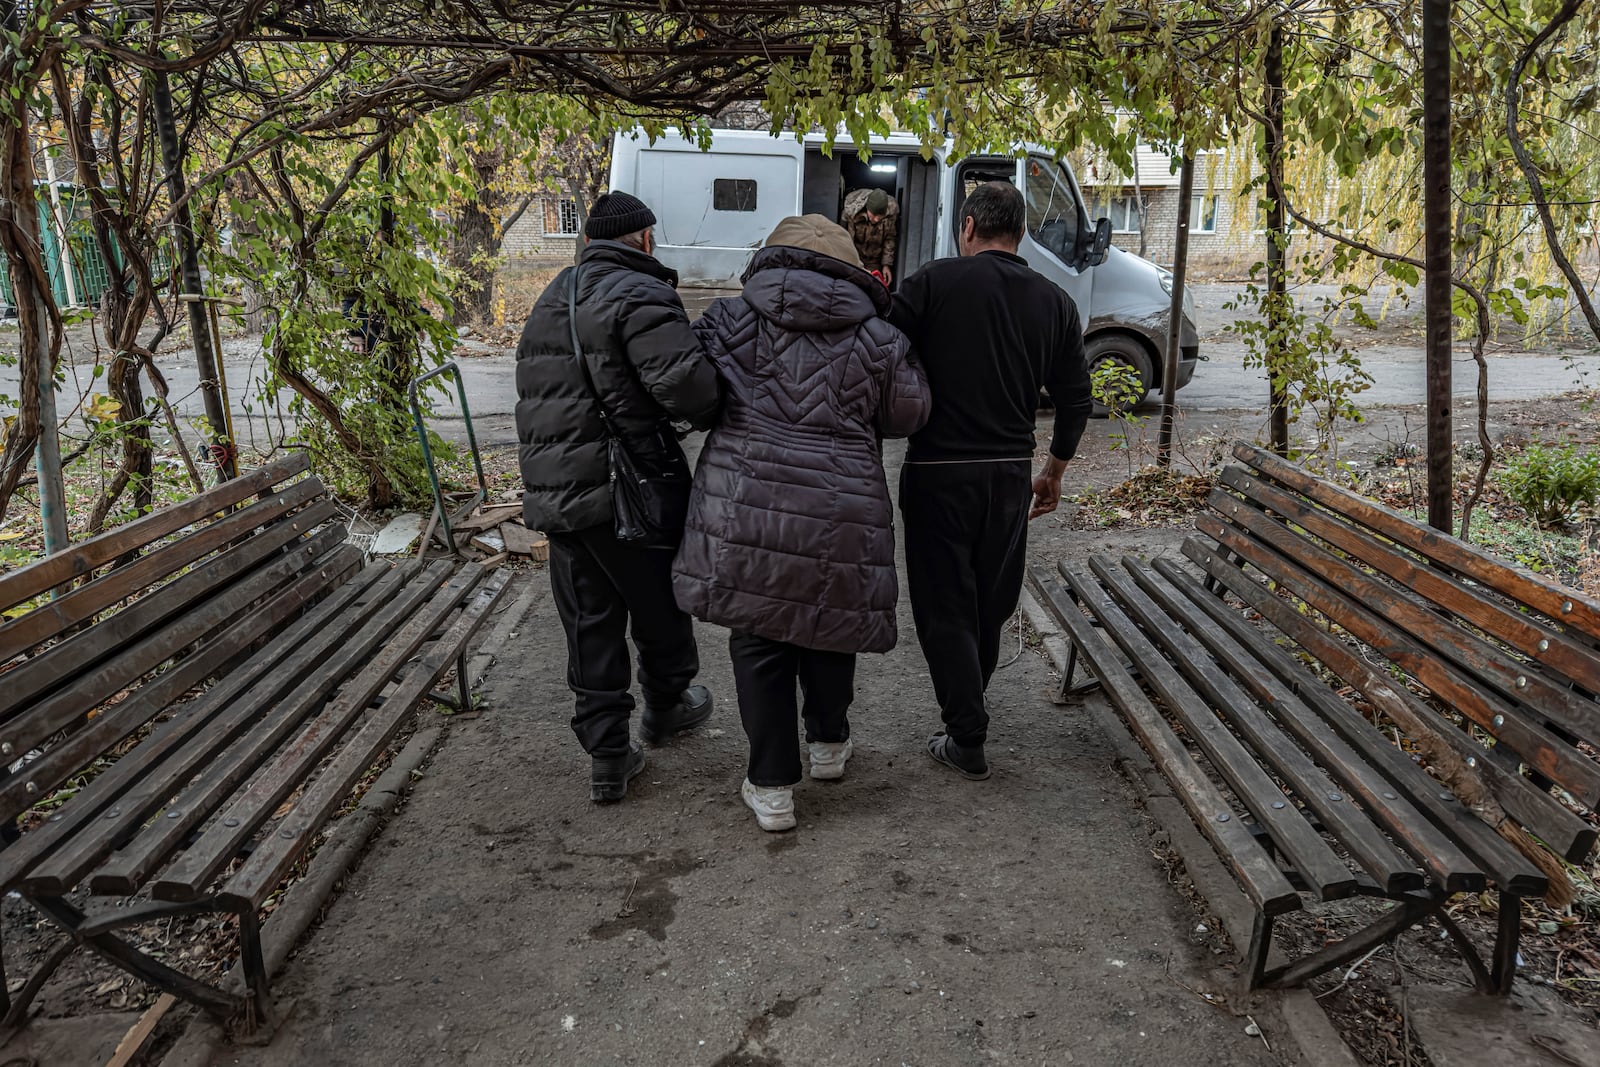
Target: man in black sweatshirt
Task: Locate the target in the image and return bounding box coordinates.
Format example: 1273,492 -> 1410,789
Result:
889,180 -> 1091,780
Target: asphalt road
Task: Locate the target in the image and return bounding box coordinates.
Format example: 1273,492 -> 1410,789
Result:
8,282 -> 1599,450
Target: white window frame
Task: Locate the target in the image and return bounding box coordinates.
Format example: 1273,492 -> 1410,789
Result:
1100,193 -> 1142,234
1189,193 -> 1220,235
555,198 -> 581,236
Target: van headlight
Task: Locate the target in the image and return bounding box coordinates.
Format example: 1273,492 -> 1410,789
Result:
1157,271 -> 1197,319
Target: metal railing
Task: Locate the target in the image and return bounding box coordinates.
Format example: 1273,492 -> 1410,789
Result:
409,360 -> 488,554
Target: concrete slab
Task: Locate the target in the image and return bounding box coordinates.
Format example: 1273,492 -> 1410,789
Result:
1405,982 -> 1600,1067
370,512 -> 423,555
1,1011 -> 142,1066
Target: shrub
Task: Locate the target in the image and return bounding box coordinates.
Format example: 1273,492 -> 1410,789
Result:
1500,441 -> 1600,528
1090,360 -> 1146,415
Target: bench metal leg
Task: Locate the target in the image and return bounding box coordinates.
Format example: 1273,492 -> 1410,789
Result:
75,896 -> 227,939
1491,893 -> 1522,995
1053,582 -> 1110,701
1237,909 -> 1275,999
1202,549 -> 1244,596
425,652 -> 477,714
0,935 -> 74,1031
456,651 -> 472,713
1435,907 -> 1496,993
27,894 -> 245,1021
1262,892 -> 1445,990
235,904 -> 277,1038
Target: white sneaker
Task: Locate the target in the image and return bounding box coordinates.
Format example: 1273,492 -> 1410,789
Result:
808,739 -> 853,780
741,779 -> 796,832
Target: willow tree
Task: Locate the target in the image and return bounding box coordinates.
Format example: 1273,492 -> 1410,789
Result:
1213,1 -> 1600,534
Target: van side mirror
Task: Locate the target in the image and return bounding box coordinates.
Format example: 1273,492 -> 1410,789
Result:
1081,217 -> 1113,267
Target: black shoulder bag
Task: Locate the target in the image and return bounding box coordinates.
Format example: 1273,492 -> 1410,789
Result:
567,268 -> 691,547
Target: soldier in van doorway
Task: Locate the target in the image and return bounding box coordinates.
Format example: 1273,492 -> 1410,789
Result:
842,187 -> 899,286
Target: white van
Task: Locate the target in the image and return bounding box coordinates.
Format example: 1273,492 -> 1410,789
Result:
609,127 -> 1200,403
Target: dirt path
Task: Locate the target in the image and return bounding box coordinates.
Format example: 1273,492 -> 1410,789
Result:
198,441 -> 1285,1067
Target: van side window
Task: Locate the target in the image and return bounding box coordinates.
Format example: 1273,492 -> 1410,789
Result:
713,179 -> 759,212
1023,157 -> 1082,263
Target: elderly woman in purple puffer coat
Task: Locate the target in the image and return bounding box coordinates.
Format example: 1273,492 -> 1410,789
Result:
673,215 -> 931,832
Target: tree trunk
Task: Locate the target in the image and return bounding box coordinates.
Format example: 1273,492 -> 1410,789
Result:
446,148 -> 508,327
152,68 -> 234,482
1130,129 -> 1147,260
0,102 -> 68,551
1423,0 -> 1454,532
1264,21 -> 1290,457
448,198 -> 499,326
55,60 -> 154,533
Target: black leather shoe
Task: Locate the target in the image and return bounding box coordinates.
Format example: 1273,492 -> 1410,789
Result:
591,741 -> 647,802
638,685 -> 714,745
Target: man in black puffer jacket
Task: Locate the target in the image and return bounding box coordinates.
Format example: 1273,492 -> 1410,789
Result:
515,192 -> 721,803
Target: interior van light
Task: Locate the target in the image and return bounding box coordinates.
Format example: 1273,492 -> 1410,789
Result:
869,162 -> 897,173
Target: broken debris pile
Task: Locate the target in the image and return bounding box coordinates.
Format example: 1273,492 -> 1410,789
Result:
369,494 -> 548,562
450,499 -> 549,562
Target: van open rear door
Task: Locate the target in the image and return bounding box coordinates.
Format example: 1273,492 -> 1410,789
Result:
610,130 -> 804,287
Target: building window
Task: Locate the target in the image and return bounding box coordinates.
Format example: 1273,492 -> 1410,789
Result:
1100,194 -> 1143,234
558,199 -> 580,235
542,198 -> 580,236
1190,193 -> 1220,234
713,178 -> 758,212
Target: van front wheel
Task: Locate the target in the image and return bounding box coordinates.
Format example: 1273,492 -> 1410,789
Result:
1085,333 -> 1155,418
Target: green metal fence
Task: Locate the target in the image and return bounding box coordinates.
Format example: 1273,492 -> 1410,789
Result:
1,183 -> 172,312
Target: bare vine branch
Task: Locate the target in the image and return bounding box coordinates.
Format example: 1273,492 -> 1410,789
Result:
1504,0 -> 1600,343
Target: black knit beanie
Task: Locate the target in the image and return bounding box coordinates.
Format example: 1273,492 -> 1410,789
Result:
584,192 -> 657,240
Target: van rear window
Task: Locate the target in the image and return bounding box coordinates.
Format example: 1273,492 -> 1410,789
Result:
713,179 -> 758,212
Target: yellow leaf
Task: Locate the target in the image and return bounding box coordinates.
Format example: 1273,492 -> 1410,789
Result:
85,393 -> 122,424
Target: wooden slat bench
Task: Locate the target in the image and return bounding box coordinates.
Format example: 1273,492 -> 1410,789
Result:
1031,441 -> 1598,997
0,454 -> 511,1037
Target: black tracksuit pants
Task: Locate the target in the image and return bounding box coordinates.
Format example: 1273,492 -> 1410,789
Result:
899,460 -> 1032,749
729,632 -> 855,788
548,525 -> 698,758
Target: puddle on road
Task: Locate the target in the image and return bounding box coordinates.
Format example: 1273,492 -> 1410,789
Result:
586,848 -> 702,942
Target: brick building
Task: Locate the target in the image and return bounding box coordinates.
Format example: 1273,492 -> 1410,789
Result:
1074,139 -> 1271,272
501,192 -> 581,264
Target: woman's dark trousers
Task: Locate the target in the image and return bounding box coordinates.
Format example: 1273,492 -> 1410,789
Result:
729,631 -> 855,787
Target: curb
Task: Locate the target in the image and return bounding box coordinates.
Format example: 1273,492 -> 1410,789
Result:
158,579 -> 539,1066
1019,577 -> 1363,1067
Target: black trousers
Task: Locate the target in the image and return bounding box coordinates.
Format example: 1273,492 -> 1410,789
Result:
548,525 -> 699,758
900,460 -> 1032,748
729,631 -> 855,788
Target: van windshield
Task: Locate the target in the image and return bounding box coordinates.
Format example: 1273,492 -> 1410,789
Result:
1023,156 -> 1082,264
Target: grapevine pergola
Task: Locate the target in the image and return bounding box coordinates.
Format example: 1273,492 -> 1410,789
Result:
75,1 -> 1279,111
7,0 -> 1467,546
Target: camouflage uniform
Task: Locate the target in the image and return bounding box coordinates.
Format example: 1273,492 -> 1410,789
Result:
842,188 -> 899,274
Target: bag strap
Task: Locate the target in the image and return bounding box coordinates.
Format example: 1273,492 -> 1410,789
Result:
568,266 -> 613,427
